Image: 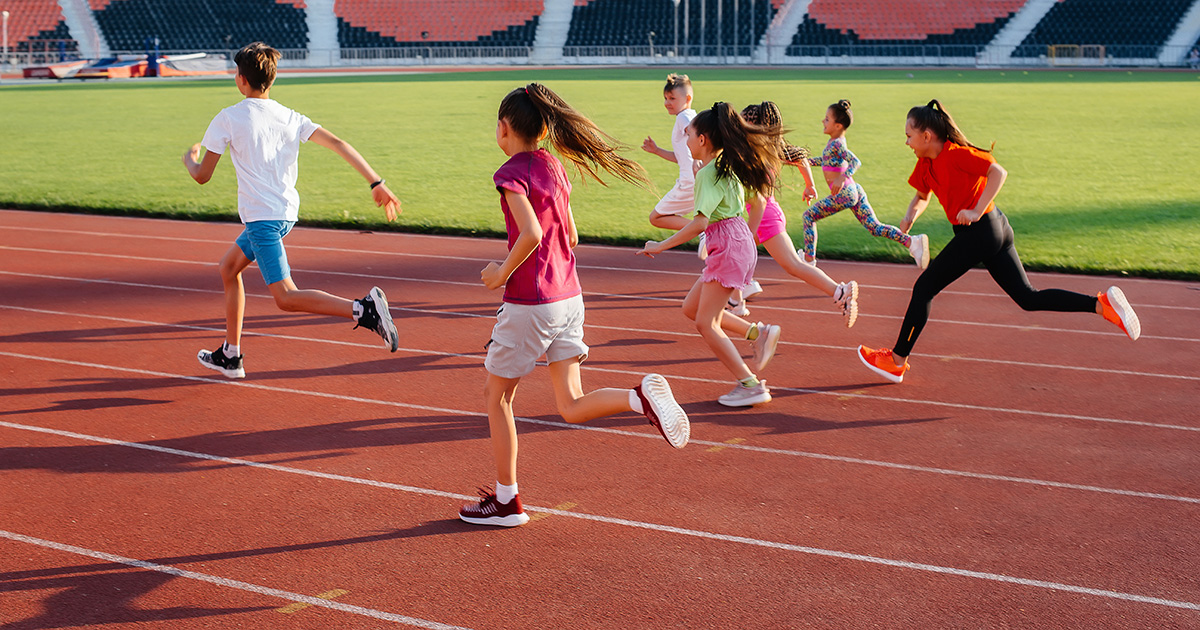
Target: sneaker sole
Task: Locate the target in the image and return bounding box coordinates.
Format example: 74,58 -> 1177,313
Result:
1105,287 -> 1140,341
718,390 -> 772,407
459,512 -> 530,527
911,236 -> 930,270
755,325 -> 781,372
196,350 -> 244,379
839,281 -> 859,328
641,374 -> 690,448
857,346 -> 903,383
370,287 -> 399,352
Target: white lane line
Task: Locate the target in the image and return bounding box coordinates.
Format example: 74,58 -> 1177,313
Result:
2,352 -> 1197,505
1,423 -> 1197,613
0,530 -> 474,629
2,245 -> 1195,343
2,268 -> 1196,382
3,224 -> 1197,311
2,301 -> 1197,431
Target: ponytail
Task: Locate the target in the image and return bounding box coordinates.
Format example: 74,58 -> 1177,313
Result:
906,99 -> 991,152
498,83 -> 650,188
691,101 -> 782,196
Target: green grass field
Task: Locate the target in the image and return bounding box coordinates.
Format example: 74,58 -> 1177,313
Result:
1,68 -> 1197,278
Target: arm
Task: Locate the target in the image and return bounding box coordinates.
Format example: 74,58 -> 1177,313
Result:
637,213 -> 708,257
565,203 -> 579,249
900,191 -> 932,233
481,190 -> 542,290
641,136 -> 677,162
843,145 -> 862,177
954,163 -> 1007,225
793,161 -> 817,203
182,143 -> 221,184
746,194 -> 766,239
309,127 -> 401,221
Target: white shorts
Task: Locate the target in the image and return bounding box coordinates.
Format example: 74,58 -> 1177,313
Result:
653,181 -> 695,217
485,295 -> 589,379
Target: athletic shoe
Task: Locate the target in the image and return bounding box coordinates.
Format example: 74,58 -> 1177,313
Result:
908,234 -> 930,270
743,279 -> 764,301
718,380 -> 771,407
857,345 -> 908,383
458,488 -> 530,527
354,286 -> 398,352
197,346 -> 244,379
751,322 -> 781,372
697,233 -> 708,261
634,373 -> 690,448
726,298 -> 750,318
1098,286 -> 1140,341
833,280 -> 859,328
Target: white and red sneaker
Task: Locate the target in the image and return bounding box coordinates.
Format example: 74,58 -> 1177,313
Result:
634,373 -> 689,448
458,488 -> 530,527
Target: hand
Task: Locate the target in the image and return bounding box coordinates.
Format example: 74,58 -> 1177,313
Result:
954,209 -> 984,225
480,262 -> 505,290
183,143 -> 202,166
802,185 -> 817,203
637,240 -> 665,258
372,183 -> 401,221
641,136 -> 658,153
830,174 -> 847,195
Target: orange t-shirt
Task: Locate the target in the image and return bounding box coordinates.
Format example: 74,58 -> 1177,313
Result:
907,141 -> 997,225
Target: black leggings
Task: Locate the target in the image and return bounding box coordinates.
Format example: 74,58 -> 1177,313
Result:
893,210 -> 1098,357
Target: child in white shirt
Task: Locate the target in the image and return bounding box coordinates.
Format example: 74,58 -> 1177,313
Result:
642,74 -> 706,259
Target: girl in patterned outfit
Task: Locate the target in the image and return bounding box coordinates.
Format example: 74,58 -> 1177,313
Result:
802,99 -> 930,269
726,101 -> 860,327
459,83 -> 690,527
638,102 -> 785,407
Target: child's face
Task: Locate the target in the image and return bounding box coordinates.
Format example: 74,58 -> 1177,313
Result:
904,119 -> 938,158
684,123 -> 708,159
822,109 -> 841,136
663,88 -> 691,116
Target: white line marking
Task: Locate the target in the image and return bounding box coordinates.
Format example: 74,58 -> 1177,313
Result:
2,244 -> 1196,343
0,530 -> 475,629
1,426 -> 1197,613
2,351 -> 1197,504
3,224 -> 1197,310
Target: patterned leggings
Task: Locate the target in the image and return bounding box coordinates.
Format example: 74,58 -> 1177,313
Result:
801,182 -> 910,259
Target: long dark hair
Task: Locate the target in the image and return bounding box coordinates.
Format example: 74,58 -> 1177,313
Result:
906,99 -> 990,152
741,101 -> 809,164
691,101 -> 782,195
498,83 -> 650,188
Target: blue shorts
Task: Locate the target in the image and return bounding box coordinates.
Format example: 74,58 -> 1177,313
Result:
235,220 -> 296,285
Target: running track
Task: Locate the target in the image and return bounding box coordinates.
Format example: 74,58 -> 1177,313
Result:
1,209 -> 1197,629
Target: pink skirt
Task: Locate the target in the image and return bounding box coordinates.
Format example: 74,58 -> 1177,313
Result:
701,216 -> 757,289
749,195 -> 786,244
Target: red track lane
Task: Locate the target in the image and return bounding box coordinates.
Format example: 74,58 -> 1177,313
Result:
2,209 -> 1199,628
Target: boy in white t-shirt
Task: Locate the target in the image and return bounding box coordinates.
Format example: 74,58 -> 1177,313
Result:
182,42 -> 402,379
641,74 -> 706,259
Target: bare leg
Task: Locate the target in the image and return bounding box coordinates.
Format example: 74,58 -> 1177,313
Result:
218,245 -> 254,348
682,276 -> 754,340
650,210 -> 691,231
267,277 -> 355,318
762,232 -> 839,296
680,277 -> 754,381
484,374 -> 521,486
547,358 -> 632,424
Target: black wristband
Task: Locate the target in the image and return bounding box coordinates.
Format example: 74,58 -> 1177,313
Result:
370,179 -> 385,190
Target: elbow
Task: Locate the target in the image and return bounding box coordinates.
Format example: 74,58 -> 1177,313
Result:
191,173 -> 211,185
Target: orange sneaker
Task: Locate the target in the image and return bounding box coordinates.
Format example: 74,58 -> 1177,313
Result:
1097,286 -> 1140,341
857,345 -> 909,383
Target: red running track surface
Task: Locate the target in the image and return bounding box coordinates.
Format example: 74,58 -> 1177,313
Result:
1,209 -> 1198,628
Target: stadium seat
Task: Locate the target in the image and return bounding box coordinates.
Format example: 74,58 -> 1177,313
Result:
91,0 -> 309,52
334,0 -> 541,48
1014,0 -> 1195,58
1,0 -> 79,56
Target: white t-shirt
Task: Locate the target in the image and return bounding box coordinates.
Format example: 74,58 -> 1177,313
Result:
201,98 -> 321,223
670,108 -> 698,188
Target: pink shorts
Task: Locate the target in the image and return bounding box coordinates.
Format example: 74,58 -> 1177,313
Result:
701,217 -> 757,289
750,195 -> 786,244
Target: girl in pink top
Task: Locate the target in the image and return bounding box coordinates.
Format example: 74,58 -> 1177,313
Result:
460,83 -> 690,527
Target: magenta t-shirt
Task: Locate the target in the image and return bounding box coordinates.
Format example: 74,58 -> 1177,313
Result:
493,149 -> 582,305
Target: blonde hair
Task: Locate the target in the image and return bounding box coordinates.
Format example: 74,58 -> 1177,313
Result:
664,73 -> 692,95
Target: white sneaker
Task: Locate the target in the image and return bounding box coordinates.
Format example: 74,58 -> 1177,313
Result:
833,280 -> 859,328
743,280 -> 763,301
751,322 -> 781,372
726,298 -> 750,318
718,380 -> 771,407
635,373 -> 690,448
697,232 -> 708,261
908,234 -> 930,270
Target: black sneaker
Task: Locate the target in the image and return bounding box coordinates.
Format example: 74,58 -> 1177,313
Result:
197,346 -> 244,379
354,286 -> 398,352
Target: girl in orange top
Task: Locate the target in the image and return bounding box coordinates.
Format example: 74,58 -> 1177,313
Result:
857,100 -> 1141,383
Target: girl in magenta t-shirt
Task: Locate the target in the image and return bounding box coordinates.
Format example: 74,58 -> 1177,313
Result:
459,83 -> 691,527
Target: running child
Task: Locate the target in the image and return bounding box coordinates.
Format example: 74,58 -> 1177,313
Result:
637,102 -> 785,407
182,42 -> 401,379
858,99 -> 1141,383
460,83 -> 690,527
727,101 -> 860,327
802,99 -> 930,269
641,73 -> 706,259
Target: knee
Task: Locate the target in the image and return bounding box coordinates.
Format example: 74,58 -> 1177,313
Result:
272,291 -> 299,312
218,259 -> 240,283
681,303 -> 697,322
